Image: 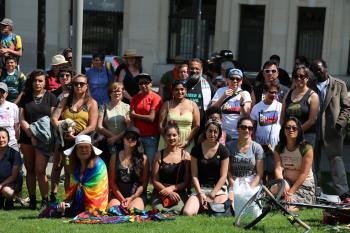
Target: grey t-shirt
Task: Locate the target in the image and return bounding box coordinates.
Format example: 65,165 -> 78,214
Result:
227,141 -> 264,177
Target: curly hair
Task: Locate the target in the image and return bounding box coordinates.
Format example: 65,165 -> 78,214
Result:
23,69 -> 48,97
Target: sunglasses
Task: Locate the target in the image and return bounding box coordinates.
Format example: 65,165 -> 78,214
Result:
125,134 -> 138,141
138,81 -> 151,85
264,69 -> 278,74
239,125 -> 254,131
284,125 -> 298,131
229,77 -> 242,82
58,73 -> 71,78
293,74 -> 308,80
0,90 -> 6,94
73,82 -> 87,87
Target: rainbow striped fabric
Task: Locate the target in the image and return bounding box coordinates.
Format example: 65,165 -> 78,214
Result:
66,157 -> 109,213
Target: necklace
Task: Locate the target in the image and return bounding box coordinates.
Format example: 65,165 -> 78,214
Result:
33,91 -> 45,105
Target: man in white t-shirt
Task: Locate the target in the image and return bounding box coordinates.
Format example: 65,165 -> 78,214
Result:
0,82 -> 19,148
250,83 -> 281,178
211,68 -> 251,139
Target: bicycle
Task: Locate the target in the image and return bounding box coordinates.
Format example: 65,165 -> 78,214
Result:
235,179 -> 310,232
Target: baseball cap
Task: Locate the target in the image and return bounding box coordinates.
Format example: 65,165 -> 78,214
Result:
0,18 -> 14,27
0,82 -> 8,92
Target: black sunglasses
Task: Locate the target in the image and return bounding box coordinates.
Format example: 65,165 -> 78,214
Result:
239,125 -> 253,131
284,125 -> 298,131
73,82 -> 87,87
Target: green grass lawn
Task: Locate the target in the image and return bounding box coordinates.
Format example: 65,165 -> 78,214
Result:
0,208 -> 337,233
1,175 -> 349,233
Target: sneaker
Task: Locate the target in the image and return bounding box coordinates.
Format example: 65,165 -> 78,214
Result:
15,196 -> 29,207
39,199 -> 48,212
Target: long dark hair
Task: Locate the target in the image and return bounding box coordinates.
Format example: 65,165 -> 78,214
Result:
276,116 -> 305,153
66,74 -> 92,108
23,69 -> 47,97
123,132 -> 144,181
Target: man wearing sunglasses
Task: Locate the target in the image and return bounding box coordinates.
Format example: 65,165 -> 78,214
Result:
251,60 -> 289,107
250,83 -> 282,181
310,59 -> 350,199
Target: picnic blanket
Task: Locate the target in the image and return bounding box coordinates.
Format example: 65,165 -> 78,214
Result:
69,205 -> 175,224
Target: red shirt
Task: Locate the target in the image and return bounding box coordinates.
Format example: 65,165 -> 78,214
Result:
131,91 -> 162,136
47,70 -> 61,92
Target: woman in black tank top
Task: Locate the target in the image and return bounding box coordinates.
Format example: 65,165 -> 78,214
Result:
281,65 -> 319,147
107,126 -> 149,210
151,123 -> 190,213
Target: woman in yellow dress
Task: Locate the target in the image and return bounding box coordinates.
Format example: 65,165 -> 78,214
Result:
158,80 -> 200,152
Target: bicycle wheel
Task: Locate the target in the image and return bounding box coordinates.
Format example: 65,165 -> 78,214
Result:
235,179 -> 285,229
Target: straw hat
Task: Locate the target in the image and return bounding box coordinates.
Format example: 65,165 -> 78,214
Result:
63,135 -> 102,156
122,49 -> 143,58
51,54 -> 68,66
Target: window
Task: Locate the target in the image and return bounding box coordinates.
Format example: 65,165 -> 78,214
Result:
167,0 -> 217,63
238,5 -> 265,71
83,0 -> 123,55
296,7 -> 326,63
0,0 -> 4,20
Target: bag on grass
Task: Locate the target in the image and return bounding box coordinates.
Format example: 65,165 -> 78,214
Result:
233,177 -> 261,217
208,200 -> 234,217
160,196 -> 179,208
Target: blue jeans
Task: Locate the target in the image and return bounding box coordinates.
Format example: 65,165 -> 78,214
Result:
140,136 -> 159,164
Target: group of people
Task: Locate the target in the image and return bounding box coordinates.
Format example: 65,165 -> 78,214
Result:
0,17 -> 349,218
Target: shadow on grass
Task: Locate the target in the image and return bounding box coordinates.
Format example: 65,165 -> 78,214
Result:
18,215 -> 39,220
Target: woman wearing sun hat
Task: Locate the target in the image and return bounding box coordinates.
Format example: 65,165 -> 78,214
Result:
117,49 -> 143,102
56,134 -> 108,217
47,54 -> 68,92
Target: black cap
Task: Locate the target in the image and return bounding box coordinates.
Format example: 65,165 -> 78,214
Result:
135,73 -> 152,83
219,50 -> 233,59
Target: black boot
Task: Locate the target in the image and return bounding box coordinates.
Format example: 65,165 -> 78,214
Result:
29,195 -> 36,210
4,198 -> 14,210
0,194 -> 4,209
49,192 -> 57,203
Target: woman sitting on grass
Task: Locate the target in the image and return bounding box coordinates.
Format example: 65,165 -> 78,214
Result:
274,116 -> 315,208
182,119 -> 229,215
107,126 -> 149,210
227,117 -> 264,209
151,123 -> 191,214
57,135 -> 109,217
0,127 -> 22,210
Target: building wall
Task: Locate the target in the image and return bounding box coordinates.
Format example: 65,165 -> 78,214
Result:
214,0 -> 350,75
5,0 -> 350,77
5,0 -> 70,73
